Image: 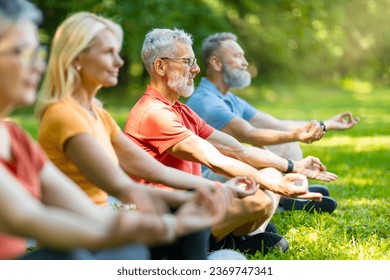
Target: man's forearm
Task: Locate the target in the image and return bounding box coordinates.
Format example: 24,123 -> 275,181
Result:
216,144 -> 289,173
244,128 -> 298,146
251,117 -> 307,131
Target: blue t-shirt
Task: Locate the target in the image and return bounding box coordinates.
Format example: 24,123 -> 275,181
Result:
187,77 -> 257,174
187,77 -> 257,130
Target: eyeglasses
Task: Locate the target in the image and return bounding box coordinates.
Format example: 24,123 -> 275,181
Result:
0,44 -> 47,66
159,57 -> 197,67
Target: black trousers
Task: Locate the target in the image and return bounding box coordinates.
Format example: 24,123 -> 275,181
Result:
150,228 -> 211,260
20,243 -> 150,260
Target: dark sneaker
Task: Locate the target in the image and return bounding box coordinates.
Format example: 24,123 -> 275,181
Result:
309,184 -> 330,196
265,222 -> 278,233
233,232 -> 289,255
282,196 -> 337,214
209,234 -> 236,251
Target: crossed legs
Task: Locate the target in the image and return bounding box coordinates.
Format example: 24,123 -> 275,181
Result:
265,142 -> 303,161
204,167 -> 282,242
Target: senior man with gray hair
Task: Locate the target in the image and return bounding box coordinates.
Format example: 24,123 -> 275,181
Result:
124,28 -> 338,255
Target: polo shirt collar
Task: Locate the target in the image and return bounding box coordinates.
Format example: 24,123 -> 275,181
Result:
199,77 -> 233,100
145,85 -> 178,106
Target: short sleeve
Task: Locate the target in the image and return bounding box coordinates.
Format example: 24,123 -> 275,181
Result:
188,78 -> 258,130
96,107 -> 122,141
137,105 -> 193,154
5,121 -> 47,174
180,104 -> 214,139
188,93 -> 236,130
234,95 -> 257,121
39,103 -> 94,151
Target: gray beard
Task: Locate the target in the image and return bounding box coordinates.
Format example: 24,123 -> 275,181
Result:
222,63 -> 251,89
167,71 -> 194,98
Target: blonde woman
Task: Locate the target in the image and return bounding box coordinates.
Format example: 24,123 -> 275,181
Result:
36,12 -> 254,259
0,0 -> 234,260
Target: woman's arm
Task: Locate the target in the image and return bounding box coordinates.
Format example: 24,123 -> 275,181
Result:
63,133 -> 169,213
63,132 -> 232,211
0,163 -> 231,250
113,133 -> 257,198
0,164 -> 144,250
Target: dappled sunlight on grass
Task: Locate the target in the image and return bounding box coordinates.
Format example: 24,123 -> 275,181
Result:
144,83 -> 390,259
287,227 -> 320,244
274,210 -> 390,259
309,136 -> 390,151
342,77 -> 373,94
335,176 -> 383,191
303,135 -> 389,196
342,198 -> 387,207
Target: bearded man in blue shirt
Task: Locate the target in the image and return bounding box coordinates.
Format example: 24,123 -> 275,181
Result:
187,32 -> 359,215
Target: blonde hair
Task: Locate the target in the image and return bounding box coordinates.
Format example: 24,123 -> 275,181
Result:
36,12 -> 123,116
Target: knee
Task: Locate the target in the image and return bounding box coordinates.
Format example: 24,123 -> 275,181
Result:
266,142 -> 303,160
243,191 -> 274,218
286,142 -> 303,160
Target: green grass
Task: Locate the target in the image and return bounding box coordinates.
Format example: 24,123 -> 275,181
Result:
9,81 -> 390,260
242,82 -> 390,260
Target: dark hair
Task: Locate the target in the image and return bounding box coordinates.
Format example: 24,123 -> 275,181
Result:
201,32 -> 237,68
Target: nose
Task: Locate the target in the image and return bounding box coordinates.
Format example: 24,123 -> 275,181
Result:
191,62 -> 200,74
242,56 -> 249,67
31,55 -> 46,75
115,54 -> 124,68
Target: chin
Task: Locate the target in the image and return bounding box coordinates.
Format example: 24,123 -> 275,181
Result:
103,80 -> 118,88
17,91 -> 36,106
181,92 -> 193,98
16,99 -> 35,107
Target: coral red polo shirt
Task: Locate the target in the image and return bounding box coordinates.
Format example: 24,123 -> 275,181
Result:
124,86 -> 214,178
0,122 -> 46,259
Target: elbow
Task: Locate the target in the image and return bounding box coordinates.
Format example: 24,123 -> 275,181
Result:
204,157 -> 232,175
238,130 -> 254,145
203,156 -> 223,171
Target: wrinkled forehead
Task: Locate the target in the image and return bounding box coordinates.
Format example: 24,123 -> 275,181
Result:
219,39 -> 244,55
174,41 -> 195,56
89,28 -> 120,48
0,20 -> 38,49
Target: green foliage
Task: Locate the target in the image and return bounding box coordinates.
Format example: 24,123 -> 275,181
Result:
30,0 -> 233,87
223,0 -> 390,84
30,0 -> 390,94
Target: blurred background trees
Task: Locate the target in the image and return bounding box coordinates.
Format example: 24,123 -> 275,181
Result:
31,0 -> 390,95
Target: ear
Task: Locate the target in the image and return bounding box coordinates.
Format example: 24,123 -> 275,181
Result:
209,55 -> 223,72
153,58 -> 167,77
72,56 -> 82,71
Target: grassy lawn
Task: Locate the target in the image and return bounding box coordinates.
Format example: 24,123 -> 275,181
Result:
9,81 -> 390,260
242,82 -> 390,260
